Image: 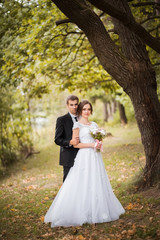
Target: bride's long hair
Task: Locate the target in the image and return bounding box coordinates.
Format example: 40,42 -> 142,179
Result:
77,100 -> 93,117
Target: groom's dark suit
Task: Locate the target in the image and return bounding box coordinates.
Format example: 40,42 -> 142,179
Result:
54,113 -> 79,181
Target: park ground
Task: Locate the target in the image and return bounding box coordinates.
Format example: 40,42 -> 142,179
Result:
0,123 -> 160,240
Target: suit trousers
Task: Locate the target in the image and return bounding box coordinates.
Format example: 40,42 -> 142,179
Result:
63,166 -> 71,182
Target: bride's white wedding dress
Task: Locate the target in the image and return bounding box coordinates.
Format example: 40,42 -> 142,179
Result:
44,121 -> 125,227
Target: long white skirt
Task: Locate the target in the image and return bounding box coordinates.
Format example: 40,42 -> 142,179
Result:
44,148 -> 125,227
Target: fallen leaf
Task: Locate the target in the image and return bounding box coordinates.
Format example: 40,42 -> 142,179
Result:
41,232 -> 53,238
121,230 -> 127,235
11,208 -> 17,212
40,216 -> 44,222
44,197 -> 49,200
126,203 -> 134,210
76,235 -> 85,240
149,217 -> 153,222
128,229 -> 136,236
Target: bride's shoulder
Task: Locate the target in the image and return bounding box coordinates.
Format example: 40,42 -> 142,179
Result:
91,121 -> 98,128
72,121 -> 80,129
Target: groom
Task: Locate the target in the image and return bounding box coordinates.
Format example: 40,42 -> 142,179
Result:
54,95 -> 79,182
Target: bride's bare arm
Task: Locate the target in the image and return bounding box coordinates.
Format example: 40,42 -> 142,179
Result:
74,142 -> 95,149
72,128 -> 95,149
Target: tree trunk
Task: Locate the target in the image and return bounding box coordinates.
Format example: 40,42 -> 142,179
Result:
51,0 -> 160,187
105,101 -> 117,121
103,102 -> 109,122
126,72 -> 160,187
111,100 -> 117,115
118,102 -> 128,125
107,103 -> 112,120
110,0 -> 160,187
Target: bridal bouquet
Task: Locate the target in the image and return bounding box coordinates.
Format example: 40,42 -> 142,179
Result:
90,128 -> 106,152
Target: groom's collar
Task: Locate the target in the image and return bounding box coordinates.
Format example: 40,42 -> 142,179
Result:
69,112 -> 78,118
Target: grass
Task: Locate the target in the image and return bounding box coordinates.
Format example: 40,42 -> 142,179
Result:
0,123 -> 160,240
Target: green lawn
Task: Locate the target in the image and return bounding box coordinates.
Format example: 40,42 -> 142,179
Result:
0,123 -> 160,240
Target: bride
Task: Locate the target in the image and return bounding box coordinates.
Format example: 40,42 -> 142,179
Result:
44,100 -> 125,227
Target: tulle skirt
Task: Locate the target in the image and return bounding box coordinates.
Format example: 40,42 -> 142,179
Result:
44,148 -> 125,227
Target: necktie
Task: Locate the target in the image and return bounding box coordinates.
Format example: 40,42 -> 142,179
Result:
74,117 -> 78,122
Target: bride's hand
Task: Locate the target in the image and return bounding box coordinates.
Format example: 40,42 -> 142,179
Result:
91,143 -> 96,148
95,140 -> 102,149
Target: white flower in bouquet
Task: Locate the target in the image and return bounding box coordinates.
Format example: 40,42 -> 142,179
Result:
90,128 -> 106,141
90,128 -> 106,152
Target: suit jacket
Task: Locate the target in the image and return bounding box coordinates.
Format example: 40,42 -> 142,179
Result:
54,113 -> 79,167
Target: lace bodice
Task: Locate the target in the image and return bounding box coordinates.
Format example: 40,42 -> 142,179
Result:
73,121 -> 98,143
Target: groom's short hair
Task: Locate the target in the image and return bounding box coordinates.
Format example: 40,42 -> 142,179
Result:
66,95 -> 79,104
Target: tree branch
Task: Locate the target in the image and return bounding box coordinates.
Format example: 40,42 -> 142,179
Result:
58,34 -> 86,67
140,16 -> 160,25
51,0 -> 131,86
148,24 -> 160,33
87,0 -> 160,53
43,30 -> 84,55
154,62 -> 160,66
56,11 -> 104,26
56,19 -> 73,25
62,35 -> 86,67
79,55 -> 96,67
132,2 -> 160,7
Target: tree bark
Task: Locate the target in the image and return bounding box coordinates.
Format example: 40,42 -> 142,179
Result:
110,0 -> 160,186
118,102 -> 128,125
111,100 -> 117,116
87,0 -> 160,53
51,0 -> 160,187
124,63 -> 160,184
103,101 -> 117,122
107,103 -> 112,120
103,102 -> 109,122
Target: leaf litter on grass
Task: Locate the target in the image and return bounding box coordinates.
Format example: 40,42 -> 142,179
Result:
0,123 -> 160,240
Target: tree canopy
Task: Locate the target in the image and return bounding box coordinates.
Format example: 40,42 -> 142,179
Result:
1,0 -> 159,102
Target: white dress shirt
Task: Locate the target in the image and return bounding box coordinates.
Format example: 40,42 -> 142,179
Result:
69,112 -> 78,123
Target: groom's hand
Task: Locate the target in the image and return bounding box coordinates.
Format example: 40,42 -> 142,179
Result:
70,137 -> 79,146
